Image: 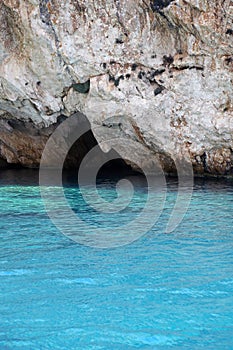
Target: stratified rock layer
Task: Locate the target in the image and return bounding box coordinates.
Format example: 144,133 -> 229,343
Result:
0,0 -> 233,174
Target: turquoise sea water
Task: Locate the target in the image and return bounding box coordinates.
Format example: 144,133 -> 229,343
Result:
0,170 -> 233,349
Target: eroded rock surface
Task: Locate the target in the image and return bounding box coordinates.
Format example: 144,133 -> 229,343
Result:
0,0 -> 233,174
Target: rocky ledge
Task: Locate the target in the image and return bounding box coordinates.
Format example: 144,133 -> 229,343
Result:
0,0 -> 233,175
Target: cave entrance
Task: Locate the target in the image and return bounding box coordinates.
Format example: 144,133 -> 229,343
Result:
62,114 -> 136,183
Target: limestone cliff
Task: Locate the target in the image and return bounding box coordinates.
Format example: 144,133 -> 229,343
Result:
0,0 -> 233,174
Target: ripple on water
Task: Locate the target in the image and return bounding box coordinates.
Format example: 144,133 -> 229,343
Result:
0,175 -> 233,349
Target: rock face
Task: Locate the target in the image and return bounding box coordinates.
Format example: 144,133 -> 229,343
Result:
0,0 -> 233,174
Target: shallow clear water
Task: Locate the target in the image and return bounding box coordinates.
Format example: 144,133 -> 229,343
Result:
0,170 -> 233,349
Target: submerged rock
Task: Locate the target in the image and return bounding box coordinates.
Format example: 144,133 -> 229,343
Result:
0,0 -> 233,175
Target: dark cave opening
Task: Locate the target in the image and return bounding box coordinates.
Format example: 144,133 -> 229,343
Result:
62,114 -> 138,184
63,140 -> 138,186
0,113 -> 135,179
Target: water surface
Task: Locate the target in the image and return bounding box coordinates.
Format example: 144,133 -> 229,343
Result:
0,169 -> 233,349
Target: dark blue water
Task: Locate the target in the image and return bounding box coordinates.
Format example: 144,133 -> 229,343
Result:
0,170 -> 233,349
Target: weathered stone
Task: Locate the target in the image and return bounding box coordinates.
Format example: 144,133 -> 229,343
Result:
0,0 -> 233,175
